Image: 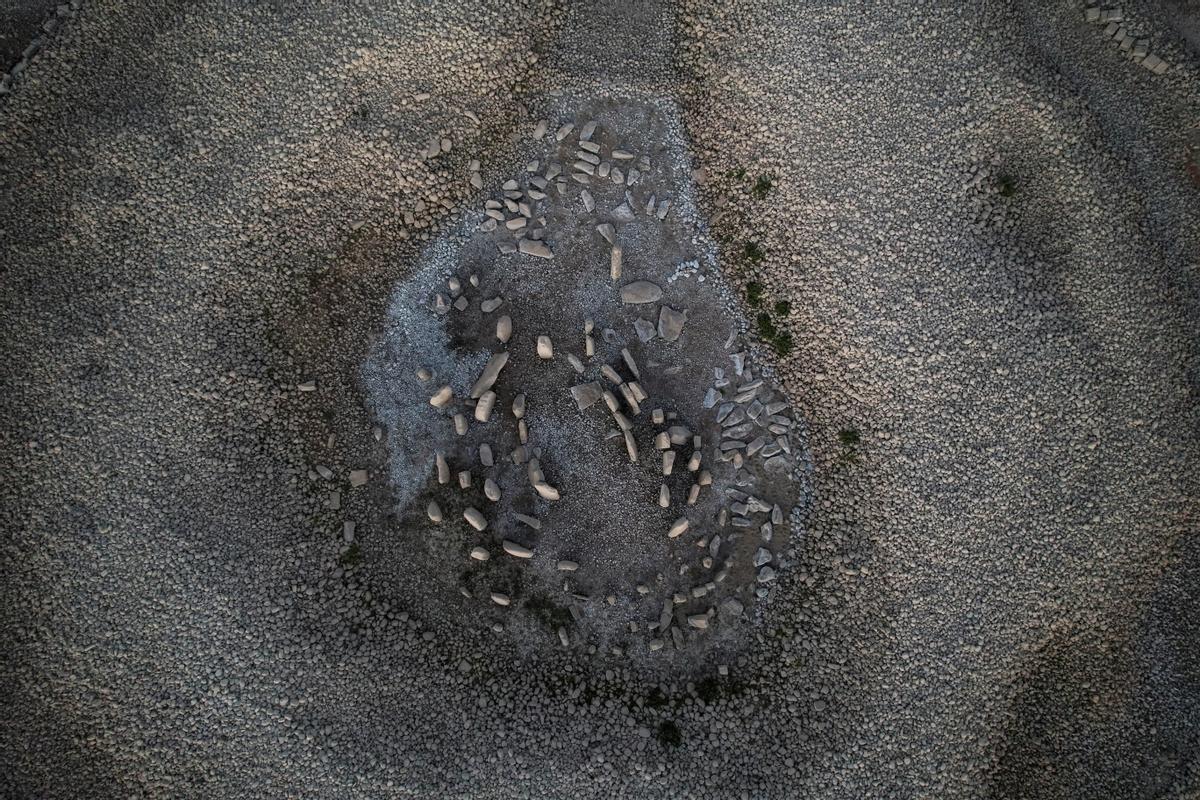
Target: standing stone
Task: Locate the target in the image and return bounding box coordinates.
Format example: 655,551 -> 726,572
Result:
496,315 -> 513,343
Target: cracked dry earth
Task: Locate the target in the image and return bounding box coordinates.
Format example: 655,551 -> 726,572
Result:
2,0 -> 1199,799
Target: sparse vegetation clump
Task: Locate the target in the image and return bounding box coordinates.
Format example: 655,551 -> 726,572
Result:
746,280 -> 764,307
838,427 -> 862,462
996,172 -> 1016,197
657,720 -> 683,748
751,173 -> 775,199
743,240 -> 766,265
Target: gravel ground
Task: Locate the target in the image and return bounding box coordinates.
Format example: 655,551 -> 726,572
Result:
1,1 -> 1198,798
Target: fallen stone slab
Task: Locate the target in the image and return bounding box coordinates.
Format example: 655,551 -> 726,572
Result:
657,306 -> 687,342
518,239 -> 553,259
619,281 -> 663,304
570,381 -> 604,411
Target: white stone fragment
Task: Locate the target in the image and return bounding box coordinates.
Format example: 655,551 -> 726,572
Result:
464,507 -> 487,531
533,482 -> 561,501
430,386 -> 453,408
503,540 -> 534,558
427,500 -> 443,523
537,336 -> 554,359
483,478 -> 501,502
668,518 -> 689,538
490,592 -> 511,606
532,119 -> 548,139
554,122 -> 574,141
475,391 -> 498,423
610,245 -> 622,281
658,484 -> 670,508
512,393 -> 526,419
597,223 -> 615,244
658,306 -> 687,341
496,315 -> 513,343
436,452 -> 450,484
581,189 -> 595,212
470,352 -> 509,398
457,470 -> 471,489
580,120 -> 597,141
557,560 -> 579,572
469,546 -> 490,561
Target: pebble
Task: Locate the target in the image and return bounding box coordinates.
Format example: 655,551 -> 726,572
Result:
469,546 -> 490,561
557,560 -> 580,572
490,592 -> 511,606
427,500 -> 443,523
484,478 -> 500,501
429,386 -> 454,408
537,336 -> 554,359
